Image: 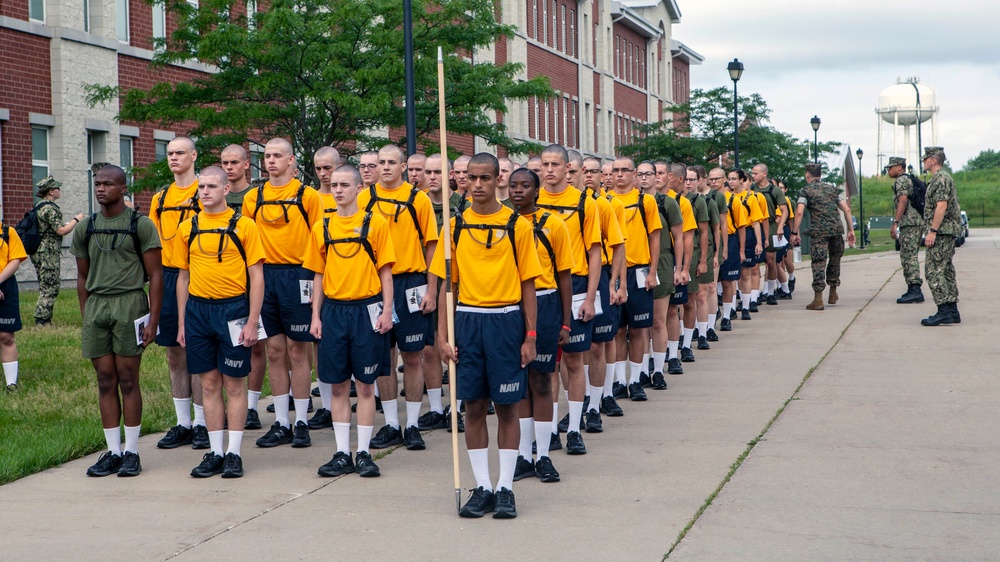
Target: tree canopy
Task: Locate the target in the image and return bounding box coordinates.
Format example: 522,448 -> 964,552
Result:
963,149 -> 1000,172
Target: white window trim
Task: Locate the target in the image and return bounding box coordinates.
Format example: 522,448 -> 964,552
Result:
117,0 -> 130,44
32,126 -> 50,185
29,0 -> 45,23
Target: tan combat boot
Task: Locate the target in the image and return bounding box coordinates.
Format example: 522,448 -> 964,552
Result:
806,291 -> 825,310
828,286 -> 839,304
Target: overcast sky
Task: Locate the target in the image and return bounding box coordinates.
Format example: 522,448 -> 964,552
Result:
674,1 -> 999,172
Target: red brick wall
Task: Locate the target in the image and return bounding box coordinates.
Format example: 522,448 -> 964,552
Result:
527,45 -> 578,96
614,82 -> 647,122
0,29 -> 52,222
612,23 -> 646,89
0,0 -> 29,20
672,56 -> 690,130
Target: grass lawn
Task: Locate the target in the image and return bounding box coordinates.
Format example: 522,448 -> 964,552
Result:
843,228 -> 897,257
0,288 -> 273,485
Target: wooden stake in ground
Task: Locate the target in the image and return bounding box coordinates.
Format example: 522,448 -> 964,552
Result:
437,46 -> 461,516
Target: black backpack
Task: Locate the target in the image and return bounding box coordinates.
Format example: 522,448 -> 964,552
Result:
538,190 -> 588,265
83,209 -> 149,282
322,212 -> 377,268
453,209 -> 522,266
251,183 -> 309,224
15,201 -> 56,255
188,212 -> 250,290
907,174 -> 927,216
155,184 -> 201,223
364,185 -> 425,247
532,212 -> 558,275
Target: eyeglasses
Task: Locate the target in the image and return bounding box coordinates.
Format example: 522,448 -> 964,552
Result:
611,168 -> 633,174
358,164 -> 378,169
636,172 -> 654,178
583,168 -> 601,174
685,177 -> 698,182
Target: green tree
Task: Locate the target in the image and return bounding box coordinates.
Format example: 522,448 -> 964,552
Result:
87,0 -> 553,190
963,149 -> 1000,172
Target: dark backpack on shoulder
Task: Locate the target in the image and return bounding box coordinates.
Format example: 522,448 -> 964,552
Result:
453,209 -> 522,266
15,201 -> 56,255
907,174 -> 927,216
83,209 -> 149,282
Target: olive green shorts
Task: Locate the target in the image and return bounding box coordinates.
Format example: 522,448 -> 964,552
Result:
698,247 -> 717,285
82,290 -> 150,359
653,252 -> 675,300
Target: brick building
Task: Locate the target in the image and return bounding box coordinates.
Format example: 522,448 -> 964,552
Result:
1,0 -> 698,281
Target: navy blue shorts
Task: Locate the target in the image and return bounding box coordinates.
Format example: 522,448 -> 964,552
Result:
669,283 -> 689,305
562,274 -> 593,353
390,272 -> 433,353
742,229 -> 759,268
262,264 -> 316,342
529,290 -> 561,373
185,296 -> 252,377
156,267 -> 180,346
317,296 -> 390,385
454,305 -> 528,404
721,233 -> 741,281
777,224 -> 792,261
622,265 -> 653,328
592,265 -> 616,343
0,277 -> 22,332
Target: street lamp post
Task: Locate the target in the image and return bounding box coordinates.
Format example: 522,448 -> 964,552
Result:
728,58 -> 744,169
810,115 -> 821,164
857,147 -> 865,249
403,0 -> 416,156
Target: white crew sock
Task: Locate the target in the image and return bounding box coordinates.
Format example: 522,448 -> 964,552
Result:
405,400 -> 421,428
173,397 -> 192,428
293,398 -> 309,426
208,430 -> 224,456
357,425 -> 374,454
318,382 -> 332,411
652,351 -> 666,375
751,289 -> 759,302
333,422 -> 351,454
551,401 -> 560,435
642,351 -> 651,373
722,302 -> 732,319
226,431 -> 243,456
2,361 -> 17,386
627,361 -> 642,385
614,361 -> 627,385
373,381 -> 380,398
381,399 -> 400,429
789,273 -> 796,281
741,293 -> 751,310
603,365 -> 615,396
123,425 -> 140,454
697,322 -> 708,337
534,420 -> 552,458
273,394 -> 290,427
567,401 -> 583,434
427,388 -> 444,414
468,448 -> 493,492
518,417 -> 534,458
497,449 -> 518,492
682,328 -> 694,348
103,427 -> 121,454
192,404 -> 206,428
708,314 -> 718,329
668,340 -> 679,360
780,281 -> 790,292
587,385 -> 603,412
247,390 -> 261,411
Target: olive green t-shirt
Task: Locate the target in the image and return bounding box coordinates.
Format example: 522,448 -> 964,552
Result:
70,209 -> 161,295
226,185 -> 254,212
701,191 -> 721,253
686,191 -> 710,251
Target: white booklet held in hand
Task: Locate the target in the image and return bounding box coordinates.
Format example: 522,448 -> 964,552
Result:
227,317 -> 267,347
299,280 -> 313,304
134,313 -> 160,346
571,291 -> 603,320
406,284 -> 428,313
367,302 -> 401,332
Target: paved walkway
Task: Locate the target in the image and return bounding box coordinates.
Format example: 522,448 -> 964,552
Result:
2,230 -> 996,561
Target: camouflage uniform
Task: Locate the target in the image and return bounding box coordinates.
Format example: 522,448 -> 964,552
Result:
893,173 -> 924,286
30,189 -> 65,324
798,180 -> 845,292
923,168 -> 961,305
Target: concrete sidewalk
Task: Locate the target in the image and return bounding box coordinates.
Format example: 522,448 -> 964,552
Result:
1,231 -> 995,561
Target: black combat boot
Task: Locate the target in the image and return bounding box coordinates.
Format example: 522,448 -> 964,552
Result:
921,305 -> 951,326
897,284 -> 925,304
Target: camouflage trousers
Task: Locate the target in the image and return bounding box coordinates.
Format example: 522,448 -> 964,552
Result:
925,234 -> 958,305
898,225 -> 923,286
30,252 -> 61,323
810,234 -> 844,292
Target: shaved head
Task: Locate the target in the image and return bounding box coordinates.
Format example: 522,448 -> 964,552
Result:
378,144 -> 405,161
96,164 -> 127,186
168,136 -> 196,152
541,144 -> 568,164
199,165 -> 228,185
221,144 -> 248,161
265,137 -> 294,156
335,165 -> 363,187
314,146 -> 340,162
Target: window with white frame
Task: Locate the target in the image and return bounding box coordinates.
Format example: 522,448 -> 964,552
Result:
116,0 -> 130,43
247,0 -> 257,29
250,146 -> 264,180
120,136 -> 134,186
155,140 -> 169,161
153,4 -> 166,47
84,0 -> 90,32
32,127 -> 49,194
29,0 -> 44,22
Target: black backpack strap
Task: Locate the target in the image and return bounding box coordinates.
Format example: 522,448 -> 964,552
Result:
322,212 -> 377,268
252,183 -> 265,220
295,184 -> 309,224
156,184 -> 169,219
187,214 -> 200,262
1,224 -> 8,243
227,213 -> 248,266
506,211 -> 520,267
129,210 -> 149,281
406,186 -> 425,247
452,210 -> 520,266
533,212 -> 557,274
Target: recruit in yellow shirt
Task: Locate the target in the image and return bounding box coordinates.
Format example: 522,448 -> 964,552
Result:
738,191 -> 766,224
536,185 -> 601,277
318,191 -> 337,217
0,226 -> 29,269
241,179 -> 323,265
666,189 -> 697,232
175,209 -> 266,300
753,191 -> 771,222
356,182 -> 438,275
529,210 -> 575,291
302,210 -> 396,301
724,191 -> 750,235
150,181 -> 199,269
609,189 -> 662,267
429,206 -> 541,307
585,188 -> 625,266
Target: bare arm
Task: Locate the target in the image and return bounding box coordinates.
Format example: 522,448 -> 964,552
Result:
176,268 -> 190,348
141,248 -> 164,346
519,280 -> 537,368
76,258 -> 91,316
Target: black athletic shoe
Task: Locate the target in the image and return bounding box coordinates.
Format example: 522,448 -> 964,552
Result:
349,380 -> 357,398
355,451 -> 381,477
244,408 -> 262,430
789,277 -> 796,292
535,456 -> 560,482
767,294 -> 778,306
493,488 -> 518,519
549,432 -> 562,451
692,327 -> 700,340
628,382 -> 647,401
369,424 -> 403,449
117,451 -> 142,477
311,386 -> 321,397
191,452 -> 225,478
531,441 -> 536,455
582,395 -> 590,413
445,407 -> 465,433
513,455 -> 535,481
307,408 -> 333,429
585,410 -> 603,433
157,425 -> 193,449
706,328 -> 719,342
403,426 -> 426,450
735,299 -> 742,311
318,451 -> 355,477
6,382 -> 18,393
557,413 -> 570,433
681,347 -> 695,363
292,422 -> 311,448
459,487 -> 495,518
651,372 -> 668,390
741,309 -> 752,321
221,453 -> 244,478
697,336 -> 710,350
749,302 -> 759,313
566,431 -> 587,455
191,425 -> 210,450
639,371 -> 652,388
776,288 -> 792,300
667,358 -> 684,375
87,451 -> 122,477
720,318 -> 732,331
730,308 -> 737,320
417,410 -> 448,430
255,422 -> 293,448
612,381 -> 628,400
600,395 -> 624,417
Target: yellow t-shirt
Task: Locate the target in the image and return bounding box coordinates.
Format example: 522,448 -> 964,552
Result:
318,191 -> 337,217
175,209 -> 266,300
738,191 -> 766,224
150,181 -> 199,269
530,210 -> 575,291
785,195 -> 795,219
536,185 -> 601,276
610,189 -> 662,266
586,188 -> 625,266
357,182 -> 439,275
724,191 -> 750,235
429,206 -> 541,307
666,189 -> 697,232
753,191 -> 771,222
241,179 -> 323,265
302,210 -> 396,300
0,226 -> 28,270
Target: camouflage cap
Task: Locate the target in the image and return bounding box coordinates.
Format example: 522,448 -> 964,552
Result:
805,163 -> 823,177
922,146 -> 945,160
884,156 -> 906,169
35,176 -> 62,196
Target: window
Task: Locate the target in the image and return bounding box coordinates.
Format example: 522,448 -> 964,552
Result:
155,140 -> 169,161
560,5 -> 565,52
120,136 -> 134,186
250,146 -> 264,180
542,0 -> 547,45
550,0 -> 557,48
152,4 -> 166,47
29,0 -> 44,22
569,10 -> 576,57
32,127 -> 49,192
247,0 -> 258,29
84,0 -> 90,32
116,0 -> 129,43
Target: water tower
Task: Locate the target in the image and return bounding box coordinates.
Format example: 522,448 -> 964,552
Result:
876,78 -> 938,174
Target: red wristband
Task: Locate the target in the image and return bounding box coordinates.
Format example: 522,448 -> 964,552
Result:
561,325 -> 571,331
526,330 -> 537,338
